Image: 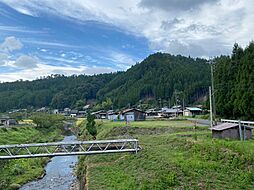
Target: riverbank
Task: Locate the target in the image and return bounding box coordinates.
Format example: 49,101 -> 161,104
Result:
0,125 -> 64,189
78,120 -> 254,189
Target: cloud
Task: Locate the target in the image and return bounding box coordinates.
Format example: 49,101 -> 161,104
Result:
15,55 -> 39,68
106,51 -> 138,70
139,0 -> 218,11
0,63 -> 116,82
0,37 -> 40,69
2,0 -> 253,58
0,36 -> 23,52
22,39 -> 81,48
0,53 -> 8,65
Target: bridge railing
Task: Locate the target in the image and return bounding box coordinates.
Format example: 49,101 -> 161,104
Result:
0,139 -> 140,159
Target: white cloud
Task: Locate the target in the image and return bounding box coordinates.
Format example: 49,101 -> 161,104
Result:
0,63 -> 116,82
0,37 -> 39,69
15,55 -> 39,68
2,0 -> 253,57
0,36 -> 23,52
22,39 -> 81,48
0,53 -> 8,65
105,51 -> 138,70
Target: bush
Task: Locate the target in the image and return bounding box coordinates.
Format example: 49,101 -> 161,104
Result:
11,164 -> 25,175
9,183 -> 21,190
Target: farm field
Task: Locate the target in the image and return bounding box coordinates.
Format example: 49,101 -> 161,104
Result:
78,120 -> 254,190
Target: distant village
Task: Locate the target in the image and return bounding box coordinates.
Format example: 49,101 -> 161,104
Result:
1,104 -> 254,141
37,105 -> 203,122
0,105 -> 203,127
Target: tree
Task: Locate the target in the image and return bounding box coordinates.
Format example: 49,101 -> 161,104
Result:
31,113 -> 64,128
74,99 -> 86,110
86,112 -> 97,139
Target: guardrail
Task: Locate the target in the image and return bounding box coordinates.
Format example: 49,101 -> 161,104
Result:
0,139 -> 140,159
221,119 -> 254,127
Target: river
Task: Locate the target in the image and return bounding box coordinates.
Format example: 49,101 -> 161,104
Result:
20,135 -> 78,190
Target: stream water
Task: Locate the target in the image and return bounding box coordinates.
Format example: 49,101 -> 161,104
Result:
20,135 -> 78,190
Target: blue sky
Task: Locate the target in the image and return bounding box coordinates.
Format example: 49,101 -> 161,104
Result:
0,0 -> 253,81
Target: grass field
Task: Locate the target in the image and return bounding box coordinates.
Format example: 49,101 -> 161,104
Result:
0,126 -> 64,189
78,120 -> 254,190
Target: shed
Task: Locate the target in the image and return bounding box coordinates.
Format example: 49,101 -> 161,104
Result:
122,108 -> 146,122
211,123 -> 252,140
183,107 -> 202,117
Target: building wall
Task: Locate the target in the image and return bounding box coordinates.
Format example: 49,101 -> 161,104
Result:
125,112 -> 135,121
108,114 -> 118,120
243,128 -> 252,140
134,110 -> 146,121
212,127 -> 252,140
183,110 -> 192,117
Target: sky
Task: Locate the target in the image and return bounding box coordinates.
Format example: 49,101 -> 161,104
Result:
0,0 -> 253,82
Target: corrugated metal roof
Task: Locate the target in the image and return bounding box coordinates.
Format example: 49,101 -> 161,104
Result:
211,123 -> 238,131
162,108 -> 181,113
185,107 -> 202,111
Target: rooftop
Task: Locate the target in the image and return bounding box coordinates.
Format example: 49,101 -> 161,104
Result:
211,123 -> 239,131
185,107 -> 202,111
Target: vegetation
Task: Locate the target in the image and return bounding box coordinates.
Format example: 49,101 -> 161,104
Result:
0,73 -> 117,112
0,116 -> 65,189
86,112 -> 97,139
0,53 -> 210,112
31,113 -> 65,128
214,42 -> 254,120
97,53 -> 210,108
77,120 -> 254,189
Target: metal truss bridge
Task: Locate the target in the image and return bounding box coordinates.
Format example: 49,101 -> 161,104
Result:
0,139 -> 140,159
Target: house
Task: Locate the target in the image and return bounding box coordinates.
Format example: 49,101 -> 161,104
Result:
211,123 -> 252,140
63,108 -> 71,115
183,107 -> 202,117
83,104 -> 90,110
146,108 -> 159,118
77,111 -> 86,117
70,114 -> 76,118
53,109 -> 59,114
36,107 -> 49,112
107,111 -> 119,121
160,107 -> 182,118
122,108 -> 146,122
91,110 -> 107,119
4,119 -> 17,127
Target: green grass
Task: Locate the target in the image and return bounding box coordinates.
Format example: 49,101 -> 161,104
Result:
0,126 -> 64,189
78,120 -> 254,190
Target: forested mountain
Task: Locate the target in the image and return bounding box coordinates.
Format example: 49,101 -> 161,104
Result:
214,42 -> 254,120
97,53 -> 210,107
0,53 -> 211,112
0,73 -> 118,111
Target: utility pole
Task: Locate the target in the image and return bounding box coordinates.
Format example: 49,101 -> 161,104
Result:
210,60 -> 217,125
209,86 -> 213,128
182,92 -> 185,111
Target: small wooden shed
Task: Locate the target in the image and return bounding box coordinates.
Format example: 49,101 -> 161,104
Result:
211,123 -> 252,140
